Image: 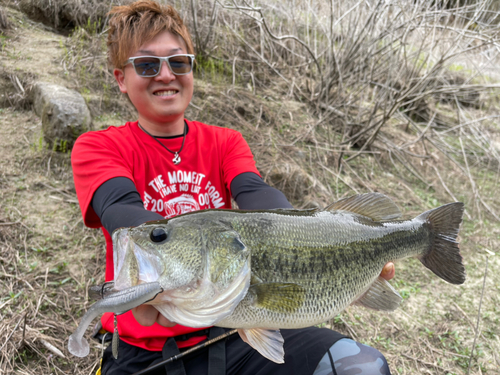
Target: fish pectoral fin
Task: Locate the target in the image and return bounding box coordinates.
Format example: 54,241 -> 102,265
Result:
325,193 -> 401,221
249,283 -> 305,313
237,328 -> 284,364
354,276 -> 402,311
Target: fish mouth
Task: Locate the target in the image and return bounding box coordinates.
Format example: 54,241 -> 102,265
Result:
153,257 -> 251,327
113,228 -> 129,286
112,228 -> 163,290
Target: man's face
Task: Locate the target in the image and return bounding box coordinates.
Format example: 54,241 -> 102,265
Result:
114,31 -> 194,132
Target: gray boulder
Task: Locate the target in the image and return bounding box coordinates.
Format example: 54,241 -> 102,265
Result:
32,82 -> 92,151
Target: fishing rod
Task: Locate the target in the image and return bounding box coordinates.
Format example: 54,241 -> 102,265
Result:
131,329 -> 238,375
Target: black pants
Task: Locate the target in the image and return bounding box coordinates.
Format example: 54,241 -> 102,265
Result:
101,327 -> 347,375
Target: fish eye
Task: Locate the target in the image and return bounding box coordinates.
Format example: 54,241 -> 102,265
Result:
150,228 -> 168,243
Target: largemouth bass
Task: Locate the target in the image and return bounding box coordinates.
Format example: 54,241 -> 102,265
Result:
68,193 -> 465,363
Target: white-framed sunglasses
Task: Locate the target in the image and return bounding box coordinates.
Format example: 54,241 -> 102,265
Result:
124,54 -> 195,77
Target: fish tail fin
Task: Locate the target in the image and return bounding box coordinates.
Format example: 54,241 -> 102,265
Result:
417,202 -> 465,285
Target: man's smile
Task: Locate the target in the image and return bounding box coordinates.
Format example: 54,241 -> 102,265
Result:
153,90 -> 179,97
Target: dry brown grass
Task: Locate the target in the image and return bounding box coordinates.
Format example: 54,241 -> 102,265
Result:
0,109 -> 105,373
17,0 -> 129,32
0,5 -> 11,31
1,0 -> 500,374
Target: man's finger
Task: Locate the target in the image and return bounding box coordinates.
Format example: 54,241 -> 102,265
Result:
380,262 -> 395,281
157,313 -> 176,327
132,305 -> 159,326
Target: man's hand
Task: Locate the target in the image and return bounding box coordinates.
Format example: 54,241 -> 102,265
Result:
132,305 -> 176,327
132,262 -> 396,326
380,262 -> 395,281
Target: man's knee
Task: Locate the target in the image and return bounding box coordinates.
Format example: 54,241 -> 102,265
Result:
313,338 -> 391,375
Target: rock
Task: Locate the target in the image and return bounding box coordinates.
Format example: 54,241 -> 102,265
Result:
32,82 -> 92,151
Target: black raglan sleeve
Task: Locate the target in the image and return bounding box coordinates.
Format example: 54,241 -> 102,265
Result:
230,172 -> 293,210
92,173 -> 291,235
91,177 -> 164,235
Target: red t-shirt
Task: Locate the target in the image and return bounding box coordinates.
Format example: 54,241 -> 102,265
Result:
71,119 -> 260,351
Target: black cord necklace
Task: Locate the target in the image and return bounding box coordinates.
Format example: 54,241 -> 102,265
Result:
138,122 -> 187,165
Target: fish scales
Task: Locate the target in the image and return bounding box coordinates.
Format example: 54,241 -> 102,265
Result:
216,210 -> 430,328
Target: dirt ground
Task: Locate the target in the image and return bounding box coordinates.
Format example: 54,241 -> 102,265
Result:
1,4 -> 500,375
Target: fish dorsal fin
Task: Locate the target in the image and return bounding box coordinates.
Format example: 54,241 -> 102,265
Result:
237,328 -> 284,364
353,276 -> 402,311
248,282 -> 306,313
325,193 -> 401,221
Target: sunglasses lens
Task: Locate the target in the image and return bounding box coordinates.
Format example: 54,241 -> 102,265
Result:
168,55 -> 192,74
133,57 -> 161,77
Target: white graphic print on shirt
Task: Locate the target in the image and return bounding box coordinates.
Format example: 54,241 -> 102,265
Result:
143,170 -> 225,218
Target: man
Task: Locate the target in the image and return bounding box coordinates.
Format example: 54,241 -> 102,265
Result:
72,1 -> 394,374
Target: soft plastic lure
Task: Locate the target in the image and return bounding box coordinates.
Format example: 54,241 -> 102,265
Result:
68,282 -> 163,357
